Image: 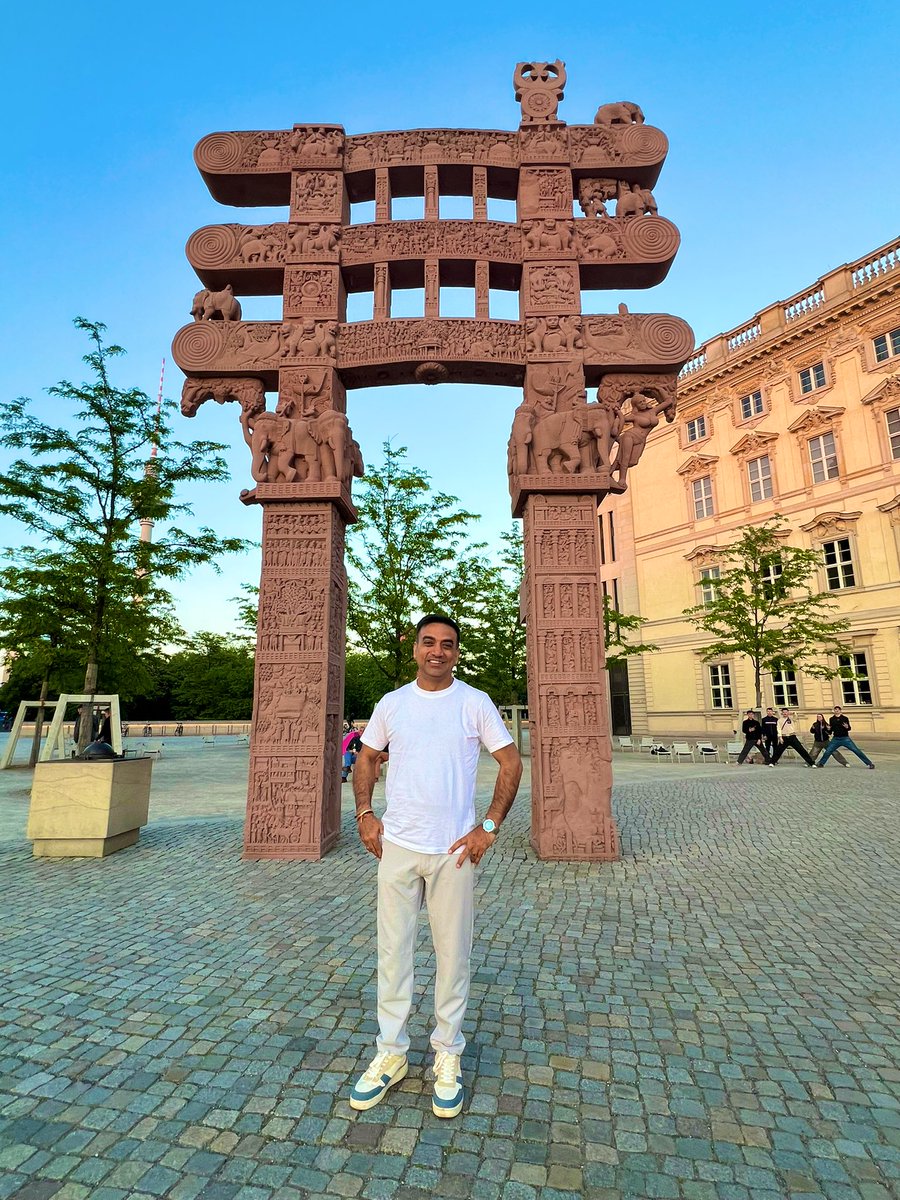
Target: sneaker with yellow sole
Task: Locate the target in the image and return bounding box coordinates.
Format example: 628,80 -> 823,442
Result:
432,1050 -> 464,1118
349,1051 -> 408,1111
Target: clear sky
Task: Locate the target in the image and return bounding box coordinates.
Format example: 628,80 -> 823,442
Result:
3,1 -> 899,637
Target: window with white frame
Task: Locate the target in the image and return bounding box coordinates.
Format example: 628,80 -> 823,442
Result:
686,415 -> 707,442
839,651 -> 873,705
772,668 -> 799,708
747,454 -> 773,501
760,555 -> 784,599
708,663 -> 733,709
692,475 -> 714,519
808,431 -> 839,483
873,327 -> 900,363
886,407 -> 900,460
799,362 -> 826,394
740,389 -> 765,420
823,537 -> 856,589
699,566 -> 720,603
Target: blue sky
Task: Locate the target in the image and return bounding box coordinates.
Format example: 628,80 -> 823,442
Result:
3,1 -> 899,636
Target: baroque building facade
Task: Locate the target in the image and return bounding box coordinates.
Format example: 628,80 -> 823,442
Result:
604,237 -> 900,737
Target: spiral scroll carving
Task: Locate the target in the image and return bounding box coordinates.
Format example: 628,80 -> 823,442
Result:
195,132 -> 245,173
619,125 -> 668,164
622,217 -> 680,262
641,315 -> 694,361
172,322 -> 227,370
186,225 -> 242,269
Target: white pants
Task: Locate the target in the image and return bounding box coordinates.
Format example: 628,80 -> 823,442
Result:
376,838 -> 474,1057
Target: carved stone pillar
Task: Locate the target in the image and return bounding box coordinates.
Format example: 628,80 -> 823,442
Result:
424,165 -> 439,220
473,167 -> 488,221
521,494 -> 617,861
375,168 -> 391,222
475,260 -> 490,319
374,262 -> 391,320
246,488 -> 354,859
425,259 -> 440,317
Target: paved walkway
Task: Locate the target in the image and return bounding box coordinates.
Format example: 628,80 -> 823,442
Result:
1,740 -> 898,1200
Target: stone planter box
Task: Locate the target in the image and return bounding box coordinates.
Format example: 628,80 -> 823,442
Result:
26,756 -> 153,858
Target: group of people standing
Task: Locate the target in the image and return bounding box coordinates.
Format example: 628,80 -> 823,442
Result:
737,705 -> 875,768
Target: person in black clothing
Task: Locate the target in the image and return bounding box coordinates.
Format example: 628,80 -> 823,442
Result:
760,707 -> 779,762
816,706 -> 875,768
737,710 -> 770,764
809,713 -> 847,766
771,709 -> 815,766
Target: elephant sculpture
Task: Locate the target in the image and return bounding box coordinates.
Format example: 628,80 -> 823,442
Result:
247,408 -> 353,484
594,101 -> 644,127
529,409 -> 583,474
573,399 -> 623,471
190,283 -> 242,322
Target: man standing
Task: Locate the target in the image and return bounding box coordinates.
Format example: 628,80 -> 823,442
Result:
760,707 -> 779,762
771,708 -> 815,766
816,705 -> 875,769
349,614 -> 523,1118
737,709 -> 770,764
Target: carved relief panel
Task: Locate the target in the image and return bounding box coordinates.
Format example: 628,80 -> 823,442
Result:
290,170 -> 345,222
284,266 -> 344,319
518,167 -> 573,219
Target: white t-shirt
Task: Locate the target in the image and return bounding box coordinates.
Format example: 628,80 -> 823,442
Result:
361,678 -> 513,854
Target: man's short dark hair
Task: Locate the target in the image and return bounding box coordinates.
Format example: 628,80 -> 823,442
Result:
415,613 -> 460,645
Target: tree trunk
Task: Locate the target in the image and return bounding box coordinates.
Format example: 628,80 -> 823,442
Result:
754,659 -> 762,710
29,675 -> 49,768
78,658 -> 99,754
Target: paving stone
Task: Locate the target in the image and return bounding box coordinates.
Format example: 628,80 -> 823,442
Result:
2,746 -> 899,1200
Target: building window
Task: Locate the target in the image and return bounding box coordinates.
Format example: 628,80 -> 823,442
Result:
692,475 -> 714,519
808,431 -> 839,483
772,668 -> 799,708
747,454 -> 773,501
599,518 -> 606,565
608,512 -> 616,562
873,327 -> 900,363
886,408 -> 900,460
799,362 -> 826,393
740,390 -> 764,420
709,663 -> 733,709
686,415 -> 707,442
699,566 -> 720,604
839,652 -> 873,705
760,555 -> 784,599
822,538 -> 856,589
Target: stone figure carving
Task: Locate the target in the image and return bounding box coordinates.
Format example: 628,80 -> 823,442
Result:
525,315 -> 582,356
281,320 -> 338,359
191,284 -> 242,322
238,227 -> 282,263
180,375 -> 265,418
286,223 -> 341,257
616,181 -> 657,219
610,386 -> 676,486
523,218 -> 574,253
578,178 -> 617,218
574,397 -> 623,471
594,101 -> 644,127
529,409 -> 583,473
244,406 -> 356,486
513,61 -> 567,123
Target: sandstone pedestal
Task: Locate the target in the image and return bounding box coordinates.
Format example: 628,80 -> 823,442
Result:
26,757 -> 153,857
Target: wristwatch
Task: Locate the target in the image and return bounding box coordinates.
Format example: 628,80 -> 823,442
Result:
481,818 -> 497,835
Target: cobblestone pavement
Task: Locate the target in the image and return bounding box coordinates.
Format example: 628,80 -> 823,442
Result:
1,741 -> 899,1200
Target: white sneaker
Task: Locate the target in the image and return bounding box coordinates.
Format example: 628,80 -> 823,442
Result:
349,1051 -> 408,1111
432,1051 -> 464,1118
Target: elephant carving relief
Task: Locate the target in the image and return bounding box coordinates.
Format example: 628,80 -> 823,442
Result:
245,408 -> 361,487
593,101 -> 644,127
191,284 -> 242,322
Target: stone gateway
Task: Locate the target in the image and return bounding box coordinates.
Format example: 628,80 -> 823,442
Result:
172,62 -> 694,862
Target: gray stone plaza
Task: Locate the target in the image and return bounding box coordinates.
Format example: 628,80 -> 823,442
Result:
1,741 -> 899,1200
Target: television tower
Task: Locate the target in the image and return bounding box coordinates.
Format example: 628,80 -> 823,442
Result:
139,358 -> 165,547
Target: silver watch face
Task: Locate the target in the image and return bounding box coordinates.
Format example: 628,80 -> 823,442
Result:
482,819 -> 496,834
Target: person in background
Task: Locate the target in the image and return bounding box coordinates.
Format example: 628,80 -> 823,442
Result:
737,709 -> 770,764
809,712 -> 847,766
817,706 -> 875,769
342,726 -> 362,782
761,707 -> 779,763
771,708 -> 815,766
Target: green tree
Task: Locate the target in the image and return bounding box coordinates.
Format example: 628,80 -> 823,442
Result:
166,633 -> 255,720
438,527 -> 528,705
683,516 -> 852,709
347,442 -> 480,689
602,593 -> 658,668
0,318 -> 247,746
